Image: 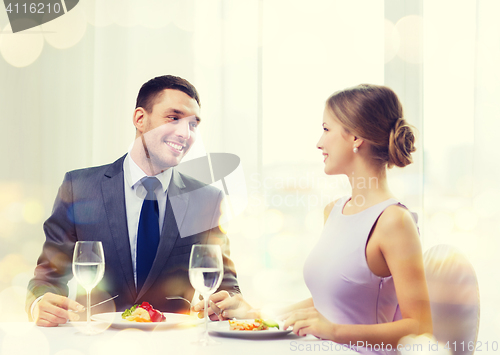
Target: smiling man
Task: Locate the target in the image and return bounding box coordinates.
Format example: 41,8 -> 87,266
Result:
26,75 -> 240,327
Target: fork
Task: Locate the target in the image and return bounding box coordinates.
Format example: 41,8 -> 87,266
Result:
165,296 -> 192,306
209,299 -> 236,320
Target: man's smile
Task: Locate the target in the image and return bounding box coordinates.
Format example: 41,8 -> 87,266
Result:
166,140 -> 186,153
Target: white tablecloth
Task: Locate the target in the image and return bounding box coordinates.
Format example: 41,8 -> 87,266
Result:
0,320 -> 358,355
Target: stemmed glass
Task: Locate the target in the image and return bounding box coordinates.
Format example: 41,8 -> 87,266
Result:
72,241 -> 105,334
188,244 -> 223,345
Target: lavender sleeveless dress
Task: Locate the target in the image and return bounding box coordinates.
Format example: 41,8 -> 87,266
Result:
303,196 -> 412,355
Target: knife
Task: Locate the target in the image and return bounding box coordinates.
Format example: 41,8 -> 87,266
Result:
209,300 -> 221,316
90,295 -> 119,309
70,295 -> 118,311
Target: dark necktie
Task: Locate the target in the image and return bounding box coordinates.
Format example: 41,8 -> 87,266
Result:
136,177 -> 161,292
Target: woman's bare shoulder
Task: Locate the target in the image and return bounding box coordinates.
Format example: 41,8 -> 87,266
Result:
378,204 -> 417,231
376,204 -> 420,253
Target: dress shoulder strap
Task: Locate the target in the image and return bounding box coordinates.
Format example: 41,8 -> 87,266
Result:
396,202 -> 419,224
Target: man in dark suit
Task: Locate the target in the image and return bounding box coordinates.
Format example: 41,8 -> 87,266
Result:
26,75 -> 240,326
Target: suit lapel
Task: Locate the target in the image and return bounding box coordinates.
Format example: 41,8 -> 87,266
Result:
102,155 -> 137,300
136,168 -> 189,300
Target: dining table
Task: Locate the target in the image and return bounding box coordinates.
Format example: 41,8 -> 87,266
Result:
0,316 -> 358,355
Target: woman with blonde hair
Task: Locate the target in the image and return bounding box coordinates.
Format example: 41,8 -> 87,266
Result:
195,84 -> 432,354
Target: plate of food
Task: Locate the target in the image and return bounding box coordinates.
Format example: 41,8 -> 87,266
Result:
208,319 -> 292,339
91,302 -> 197,330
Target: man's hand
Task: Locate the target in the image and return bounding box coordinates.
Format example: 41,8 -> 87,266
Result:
33,293 -> 84,327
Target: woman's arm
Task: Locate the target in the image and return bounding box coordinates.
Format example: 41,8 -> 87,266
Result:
285,206 -> 432,346
192,201 -> 341,320
203,294 -> 314,320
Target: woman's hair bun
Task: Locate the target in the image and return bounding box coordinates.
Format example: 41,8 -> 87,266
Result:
388,118 -> 416,168
327,84 -> 417,169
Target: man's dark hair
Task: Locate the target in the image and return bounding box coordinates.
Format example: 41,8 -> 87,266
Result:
135,75 -> 200,112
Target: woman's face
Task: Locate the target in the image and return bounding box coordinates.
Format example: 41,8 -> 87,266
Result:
316,107 -> 355,175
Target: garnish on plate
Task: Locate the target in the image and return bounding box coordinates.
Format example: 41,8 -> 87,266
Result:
121,302 -> 166,322
229,319 -> 279,331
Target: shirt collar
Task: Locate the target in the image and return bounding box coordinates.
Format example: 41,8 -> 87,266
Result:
123,154 -> 172,193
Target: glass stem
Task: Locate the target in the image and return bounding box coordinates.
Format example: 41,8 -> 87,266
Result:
203,295 -> 208,339
86,290 -> 91,330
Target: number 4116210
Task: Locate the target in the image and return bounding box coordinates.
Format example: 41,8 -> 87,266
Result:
5,2 -> 62,14
444,341 -> 498,352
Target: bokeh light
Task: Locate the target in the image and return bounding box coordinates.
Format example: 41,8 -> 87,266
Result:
82,0 -> 114,27
304,208 -> 323,234
395,15 -> 423,64
240,216 -> 261,240
252,269 -> 284,300
22,240 -> 43,265
0,24 -> 44,67
5,202 -> 24,223
69,315 -> 111,334
0,324 -> 50,355
0,182 -> 23,208
140,0 -> 174,29
88,328 -> 153,355
108,0 -> 145,27
11,271 -> 31,290
0,254 -> 31,288
22,199 -> 45,224
0,286 -> 29,322
267,233 -> 299,262
42,4 -> 87,49
0,216 -> 16,240
232,249 -> 264,276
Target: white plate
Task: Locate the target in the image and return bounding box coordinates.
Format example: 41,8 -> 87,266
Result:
90,312 -> 198,330
208,320 -> 292,339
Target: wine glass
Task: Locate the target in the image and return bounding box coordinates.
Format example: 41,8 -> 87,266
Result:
188,244 -> 223,345
72,241 -> 105,334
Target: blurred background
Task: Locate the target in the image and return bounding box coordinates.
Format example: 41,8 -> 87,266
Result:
0,0 -> 498,346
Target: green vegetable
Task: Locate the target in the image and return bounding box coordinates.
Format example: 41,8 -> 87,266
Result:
121,304 -> 139,319
262,319 -> 279,329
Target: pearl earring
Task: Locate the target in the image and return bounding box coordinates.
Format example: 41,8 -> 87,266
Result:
353,147 -> 358,153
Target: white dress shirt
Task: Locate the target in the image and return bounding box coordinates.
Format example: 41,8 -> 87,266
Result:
123,154 -> 173,288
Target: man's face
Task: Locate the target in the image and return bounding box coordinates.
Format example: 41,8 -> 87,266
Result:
138,89 -> 200,172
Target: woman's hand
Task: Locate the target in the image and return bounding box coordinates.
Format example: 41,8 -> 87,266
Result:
283,307 -> 337,340
191,290 -> 231,320
215,293 -> 258,320
191,291 -> 257,320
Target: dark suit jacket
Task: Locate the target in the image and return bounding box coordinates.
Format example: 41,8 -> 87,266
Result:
26,155 -> 239,319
